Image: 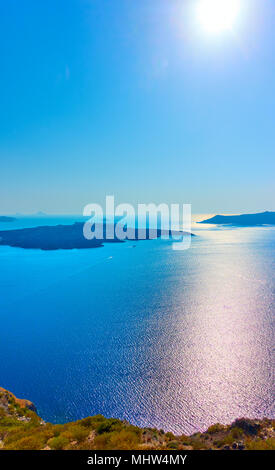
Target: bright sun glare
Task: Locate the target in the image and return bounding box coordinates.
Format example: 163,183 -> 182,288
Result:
197,0 -> 241,34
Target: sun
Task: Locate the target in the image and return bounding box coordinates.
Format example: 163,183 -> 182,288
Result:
197,0 -> 241,34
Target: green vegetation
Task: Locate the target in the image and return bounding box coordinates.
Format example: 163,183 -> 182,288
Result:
0,388 -> 274,450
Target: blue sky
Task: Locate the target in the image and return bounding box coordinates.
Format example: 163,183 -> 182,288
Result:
0,0 -> 274,214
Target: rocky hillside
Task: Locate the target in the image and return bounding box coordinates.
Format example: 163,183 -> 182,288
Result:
0,388 -> 274,450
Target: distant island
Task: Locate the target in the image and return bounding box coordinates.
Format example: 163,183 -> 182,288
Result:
0,387 -> 274,450
33,211 -> 48,217
199,211 -> 275,226
0,222 -> 193,250
0,216 -> 16,222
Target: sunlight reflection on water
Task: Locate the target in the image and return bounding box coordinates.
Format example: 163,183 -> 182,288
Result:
0,218 -> 274,433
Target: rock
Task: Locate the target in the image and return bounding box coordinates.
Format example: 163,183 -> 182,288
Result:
17,416 -> 31,422
88,431 -> 96,443
237,442 -> 245,450
0,387 -> 37,413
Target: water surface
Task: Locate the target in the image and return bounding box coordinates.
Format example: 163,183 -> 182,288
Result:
0,216 -> 274,433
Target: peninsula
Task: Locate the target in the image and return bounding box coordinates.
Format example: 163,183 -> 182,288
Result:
0,216 -> 16,222
199,211 -> 275,226
0,222 -> 193,250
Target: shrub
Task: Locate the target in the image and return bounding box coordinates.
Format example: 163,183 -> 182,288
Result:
190,438 -> 208,450
214,434 -> 234,448
79,415 -> 105,428
48,435 -> 70,450
109,430 -> 140,450
79,417 -> 95,428
231,418 -> 260,436
167,440 -> 179,449
96,419 -> 121,435
52,424 -> 65,437
245,438 -> 275,450
5,435 -> 45,450
93,433 -> 110,449
180,434 -> 191,445
230,427 -> 243,439
68,425 -> 89,442
165,432 -> 175,441
207,423 -> 225,434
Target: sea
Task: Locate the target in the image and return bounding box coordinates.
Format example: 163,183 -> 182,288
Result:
0,215 -> 274,434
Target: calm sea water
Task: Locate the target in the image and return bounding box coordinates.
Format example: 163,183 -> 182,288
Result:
0,216 -> 274,434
